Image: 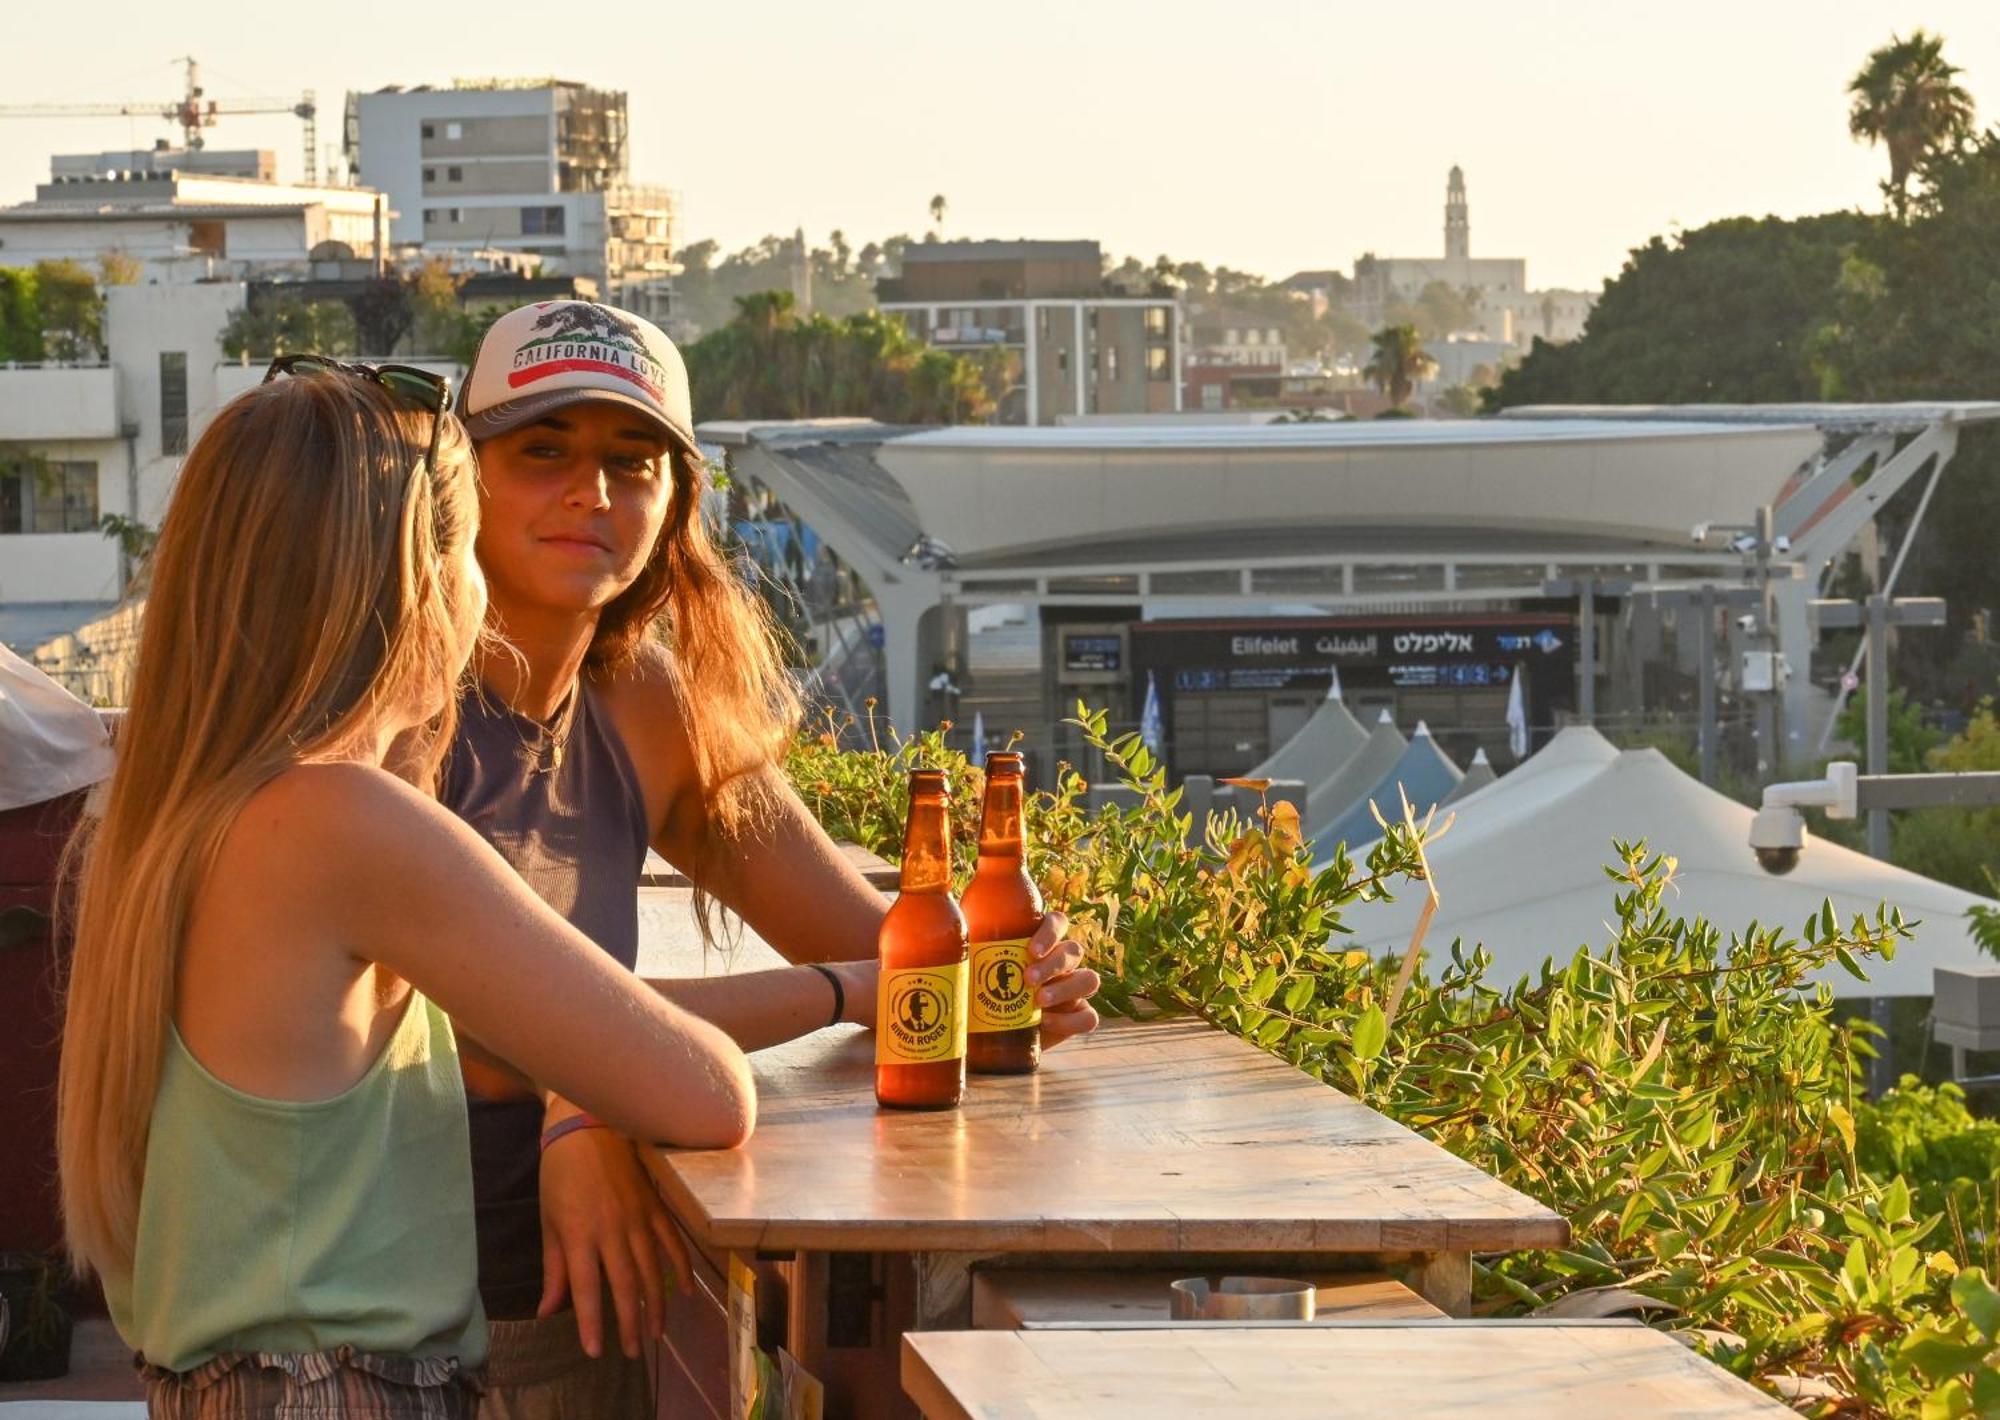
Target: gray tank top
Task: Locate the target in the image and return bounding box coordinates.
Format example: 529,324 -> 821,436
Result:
440,678 -> 651,1318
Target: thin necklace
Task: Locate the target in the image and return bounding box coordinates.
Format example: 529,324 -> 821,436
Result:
526,687 -> 581,775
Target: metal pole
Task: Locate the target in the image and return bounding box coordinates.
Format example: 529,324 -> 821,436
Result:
1697,586 -> 1716,785
1578,579 -> 1596,724
1866,592 -> 1890,860
1865,586 -> 1894,1096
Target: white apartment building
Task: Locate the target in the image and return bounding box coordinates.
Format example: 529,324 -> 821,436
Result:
347,82 -> 675,322
0,163 -> 385,284
0,277 -> 460,662
0,283 -> 244,641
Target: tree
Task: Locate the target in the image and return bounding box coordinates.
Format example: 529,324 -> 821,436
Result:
685,290 -> 991,424
98,250 -> 142,287
0,268 -> 43,363
408,258 -> 465,355
1849,29 -> 1976,217
1363,325 -> 1436,409
349,277 -> 413,356
1488,212 -> 1877,409
928,194 -> 948,238
1413,280 -> 1479,338
221,298 -> 358,360
33,261 -> 105,362
1434,385 -> 1482,418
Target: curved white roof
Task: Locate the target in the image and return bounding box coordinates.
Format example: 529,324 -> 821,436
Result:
874,419 -> 1823,562
1340,728 -> 1991,997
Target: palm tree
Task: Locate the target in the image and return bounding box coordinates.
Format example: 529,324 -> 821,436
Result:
928,194 -> 948,238
1848,30 -> 1976,216
1363,325 -> 1437,410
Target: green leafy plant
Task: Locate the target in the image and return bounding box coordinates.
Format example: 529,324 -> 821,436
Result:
786,702 -> 1999,1414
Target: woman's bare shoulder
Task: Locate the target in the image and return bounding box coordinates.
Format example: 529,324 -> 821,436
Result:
222,761 -> 469,887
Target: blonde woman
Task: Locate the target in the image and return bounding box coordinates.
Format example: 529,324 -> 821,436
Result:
57,362 -> 757,1419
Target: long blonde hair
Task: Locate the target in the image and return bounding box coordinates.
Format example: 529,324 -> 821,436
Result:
58,373 -> 479,1281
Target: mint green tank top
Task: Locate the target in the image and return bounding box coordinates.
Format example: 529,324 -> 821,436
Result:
106,991 -> 489,1374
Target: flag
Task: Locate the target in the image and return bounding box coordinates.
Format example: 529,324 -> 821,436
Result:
1505,664 -> 1529,759
1326,665 -> 1343,701
1139,670 -> 1165,759
971,710 -> 987,768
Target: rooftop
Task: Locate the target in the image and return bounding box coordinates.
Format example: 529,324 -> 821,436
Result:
898,239 -> 1102,265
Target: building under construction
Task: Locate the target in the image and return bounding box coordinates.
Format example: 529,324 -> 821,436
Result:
345,80 -> 676,320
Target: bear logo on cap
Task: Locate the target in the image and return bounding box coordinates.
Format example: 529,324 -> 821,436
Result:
508,302 -> 665,400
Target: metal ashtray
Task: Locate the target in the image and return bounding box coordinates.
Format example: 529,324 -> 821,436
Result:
1168,1276 -> 1317,1321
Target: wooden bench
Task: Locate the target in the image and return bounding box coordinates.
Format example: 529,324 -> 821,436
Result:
902,1322 -> 1798,1418
971,1267 -> 1444,1329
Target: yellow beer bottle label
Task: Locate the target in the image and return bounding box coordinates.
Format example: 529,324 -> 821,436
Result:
876,962 -> 968,1065
968,938 -> 1042,1033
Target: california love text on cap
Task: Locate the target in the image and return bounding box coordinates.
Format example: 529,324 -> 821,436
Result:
459,300 -> 697,455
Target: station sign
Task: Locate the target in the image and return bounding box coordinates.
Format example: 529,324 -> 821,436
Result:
1142,616 -> 1572,696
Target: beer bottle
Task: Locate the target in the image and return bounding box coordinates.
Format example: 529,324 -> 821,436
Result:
875,769 -> 969,1110
963,752 -> 1042,1074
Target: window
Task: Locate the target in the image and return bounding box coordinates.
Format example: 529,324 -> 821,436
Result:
521,205 -> 566,236
1106,345 -> 1120,381
448,207 -> 463,224
1144,307 -> 1168,337
1,459 -> 98,534
423,166 -> 436,183
188,220 -> 224,257
447,166 -> 463,183
421,123 -> 435,140
160,352 -> 188,457
1146,346 -> 1171,381
446,121 -> 463,140
1056,349 -> 1069,375
1037,309 -> 1050,339
424,208 -> 440,223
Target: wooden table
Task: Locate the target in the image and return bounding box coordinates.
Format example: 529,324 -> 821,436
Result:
902,1322 -> 1797,1418
643,1017 -> 1565,1418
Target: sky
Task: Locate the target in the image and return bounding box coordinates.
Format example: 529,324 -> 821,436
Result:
3,1 -> 1996,293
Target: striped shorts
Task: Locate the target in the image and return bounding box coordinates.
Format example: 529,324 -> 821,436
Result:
140,1346 -> 483,1419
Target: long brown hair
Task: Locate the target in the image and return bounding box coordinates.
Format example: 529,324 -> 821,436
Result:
588,443 -> 799,834
58,374 -> 479,1281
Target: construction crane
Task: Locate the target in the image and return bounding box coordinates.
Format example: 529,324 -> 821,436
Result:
0,57 -> 320,184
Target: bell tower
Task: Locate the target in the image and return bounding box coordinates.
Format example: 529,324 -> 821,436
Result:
1445,165 -> 1469,263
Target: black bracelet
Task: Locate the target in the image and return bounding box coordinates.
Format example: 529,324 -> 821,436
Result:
806,962 -> 845,1028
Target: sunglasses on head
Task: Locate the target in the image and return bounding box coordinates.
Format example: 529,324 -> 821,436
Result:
263,355 -> 452,474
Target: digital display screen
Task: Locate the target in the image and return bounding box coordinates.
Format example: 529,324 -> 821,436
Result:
1064,633 -> 1123,673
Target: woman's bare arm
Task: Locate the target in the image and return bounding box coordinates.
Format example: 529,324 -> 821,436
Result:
296,763 -> 756,1148
643,958 -> 875,1049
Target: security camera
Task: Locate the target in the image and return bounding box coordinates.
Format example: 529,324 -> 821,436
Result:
1749,804 -> 1806,875
1772,535 -> 1792,555
1730,533 -> 1759,555
1690,522 -> 1711,544
1735,613 -> 1758,632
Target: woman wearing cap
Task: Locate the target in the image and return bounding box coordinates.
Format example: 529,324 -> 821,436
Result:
444,301 -> 1100,1416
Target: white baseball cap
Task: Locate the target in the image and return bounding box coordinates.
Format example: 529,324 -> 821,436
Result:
458,301 -> 696,455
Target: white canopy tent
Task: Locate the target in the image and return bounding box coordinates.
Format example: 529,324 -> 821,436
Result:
1303,712 -> 1408,844
1316,723 -> 1464,854
1338,727 -> 1993,997
1444,748 -> 1497,804
1242,678 -> 1368,787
